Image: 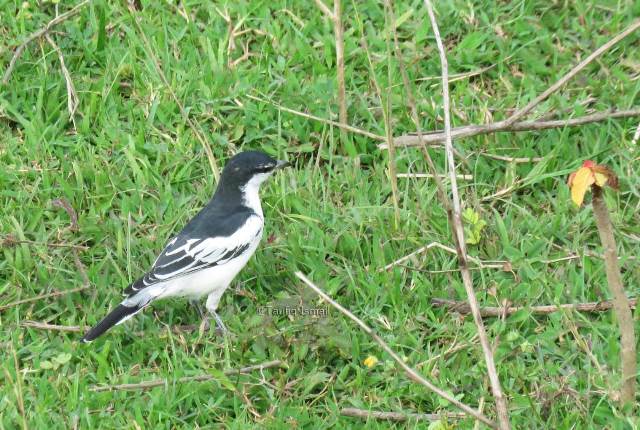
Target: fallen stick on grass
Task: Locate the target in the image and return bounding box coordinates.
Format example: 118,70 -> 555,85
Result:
0,235 -> 88,250
0,286 -> 88,312
20,321 -> 85,332
340,407 -> 465,422
383,109 -> 640,149
90,360 -> 284,392
431,298 -> 638,317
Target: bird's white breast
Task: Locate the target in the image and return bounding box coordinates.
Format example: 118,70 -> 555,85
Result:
241,172 -> 271,218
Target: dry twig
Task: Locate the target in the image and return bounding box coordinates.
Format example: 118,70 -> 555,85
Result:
52,198 -> 79,231
247,94 -> 383,140
479,154 -> 542,163
397,173 -> 473,180
2,0 -> 90,85
431,298 -> 638,317
422,2 -> 511,427
90,360 -> 284,392
379,241 -> 505,272
0,236 -> 88,250
0,286 -> 88,313
384,109 -> 640,149
295,272 -> 496,428
45,34 -> 79,128
20,321 -> 85,332
340,407 -> 465,422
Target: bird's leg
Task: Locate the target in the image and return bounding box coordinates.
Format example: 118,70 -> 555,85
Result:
189,299 -> 206,319
205,290 -> 228,335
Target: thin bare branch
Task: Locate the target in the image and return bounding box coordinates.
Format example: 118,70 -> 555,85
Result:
432,298 -> 638,317
397,173 -> 473,180
423,2 -> 511,428
90,360 -> 284,392
20,321 -> 85,332
384,109 -> 640,149
479,154 -> 543,163
51,198 -> 79,231
127,5 -> 220,181
247,94 -> 384,140
0,236 -> 88,250
295,272 -> 497,428
313,0 -> 334,18
503,19 -> 640,125
0,286 -> 88,312
378,241 -> 505,272
417,337 -> 477,369
340,407 -> 465,422
2,0 -> 90,85
592,186 -> 636,405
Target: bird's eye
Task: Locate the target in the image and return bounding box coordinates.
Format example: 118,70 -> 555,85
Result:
255,164 -> 274,173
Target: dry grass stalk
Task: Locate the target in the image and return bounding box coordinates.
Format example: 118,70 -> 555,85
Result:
0,286 -> 88,313
45,34 -> 79,129
422,1 -> 511,427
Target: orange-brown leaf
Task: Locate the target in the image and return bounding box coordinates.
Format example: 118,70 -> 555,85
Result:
592,165 -> 619,189
570,167 -> 595,206
593,172 -> 608,187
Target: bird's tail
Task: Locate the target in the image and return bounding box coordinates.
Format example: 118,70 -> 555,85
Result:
81,303 -> 145,343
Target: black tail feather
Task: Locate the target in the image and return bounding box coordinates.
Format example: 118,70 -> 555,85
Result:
81,304 -> 142,343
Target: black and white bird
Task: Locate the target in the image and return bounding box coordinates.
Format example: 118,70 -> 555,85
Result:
81,151 -> 289,343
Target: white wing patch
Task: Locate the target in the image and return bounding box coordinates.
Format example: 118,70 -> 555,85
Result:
126,215 -> 263,295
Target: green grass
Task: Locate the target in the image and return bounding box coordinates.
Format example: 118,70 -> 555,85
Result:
1,0 -> 639,428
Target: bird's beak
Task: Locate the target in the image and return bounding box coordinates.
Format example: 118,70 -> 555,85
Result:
275,160 -> 290,170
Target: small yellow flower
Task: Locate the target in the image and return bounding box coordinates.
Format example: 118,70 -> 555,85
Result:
363,355 -> 378,368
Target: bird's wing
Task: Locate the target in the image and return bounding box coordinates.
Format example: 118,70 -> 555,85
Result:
124,215 -> 263,295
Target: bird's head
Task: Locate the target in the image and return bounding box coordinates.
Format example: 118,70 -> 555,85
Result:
216,151 -> 289,199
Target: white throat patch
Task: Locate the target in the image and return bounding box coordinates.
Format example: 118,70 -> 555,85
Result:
241,172 -> 271,217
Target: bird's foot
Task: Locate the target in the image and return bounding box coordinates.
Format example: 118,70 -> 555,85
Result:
211,311 -> 228,335
196,311 -> 228,336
